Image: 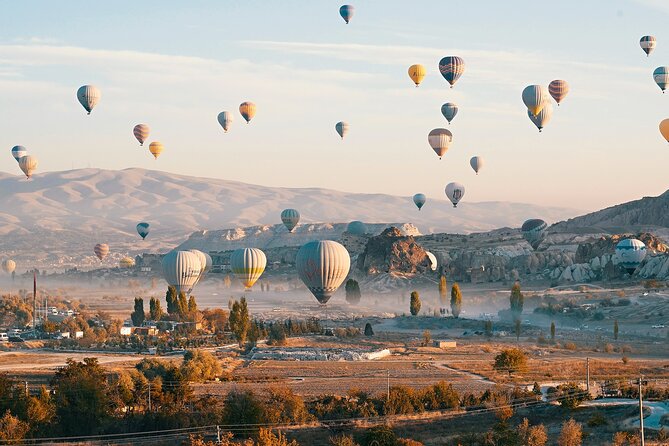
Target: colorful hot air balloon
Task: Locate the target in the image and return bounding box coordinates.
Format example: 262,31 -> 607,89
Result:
441,103 -> 458,124
653,67 -> 669,93
77,85 -> 101,115
218,111 -> 233,132
119,257 -> 135,268
239,102 -> 256,123
161,250 -> 202,295
527,102 -> 553,132
521,219 -> 547,250
428,128 -> 453,159
522,85 -> 549,116
660,119 -> 669,143
1,259 -> 16,274
230,248 -> 267,290
136,222 -> 150,240
149,142 -> 163,159
335,121 -> 349,139
408,64 -> 426,87
615,238 -> 647,274
445,182 -> 465,208
640,35 -> 657,56
438,56 -> 465,88
18,155 -> 38,179
347,221 -> 367,235
470,156 -> 483,175
548,80 -> 569,105
11,146 -> 26,162
425,251 -> 437,271
281,209 -> 300,232
133,124 -> 150,146
296,240 -> 350,305
413,193 -> 426,210
94,243 -> 110,261
339,4 -> 354,24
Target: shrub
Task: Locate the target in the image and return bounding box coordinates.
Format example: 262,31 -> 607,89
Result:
493,348 -> 528,375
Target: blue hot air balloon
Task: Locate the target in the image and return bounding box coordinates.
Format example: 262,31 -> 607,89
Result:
11,146 -> 27,162
339,5 -> 354,24
438,56 -> 465,88
615,238 -> 647,274
136,222 -> 150,240
413,193 -> 426,210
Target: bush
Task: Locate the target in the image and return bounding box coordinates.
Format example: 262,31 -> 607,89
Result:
181,350 -> 222,382
363,425 -> 397,446
548,383 -> 589,409
493,348 -> 528,375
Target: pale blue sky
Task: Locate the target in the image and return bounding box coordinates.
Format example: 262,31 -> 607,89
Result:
0,0 -> 668,211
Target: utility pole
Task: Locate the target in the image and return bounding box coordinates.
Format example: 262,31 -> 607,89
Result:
32,271 -> 36,332
639,377 -> 645,446
148,383 -> 152,412
386,370 -> 390,402
216,425 -> 221,445
586,357 -> 590,395
24,381 -> 29,397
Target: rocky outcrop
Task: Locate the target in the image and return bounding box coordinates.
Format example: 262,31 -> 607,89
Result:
575,233 -> 668,264
357,227 -> 432,276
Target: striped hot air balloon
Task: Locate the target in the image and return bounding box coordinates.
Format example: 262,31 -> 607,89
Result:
133,124 -> 150,146
149,142 -> 163,159
11,146 -> 26,162
653,67 -> 669,93
281,209 -> 300,232
77,85 -> 101,115
94,243 -> 110,261
441,103 -> 458,124
239,102 -> 256,123
548,80 -> 569,105
640,35 -> 657,56
470,156 -> 483,175
347,221 -> 367,235
18,155 -> 38,179
527,102 -> 553,132
161,250 -> 202,295
339,4 -> 354,24
217,111 -> 233,132
413,193 -> 426,210
615,238 -> 647,274
230,248 -> 267,290
119,257 -> 135,268
521,219 -> 547,250
189,249 -> 208,286
428,128 -> 453,159
335,121 -> 349,139
445,182 -> 465,208
522,85 -> 549,116
296,240 -> 350,305
438,56 -> 465,88
136,222 -> 150,240
408,64 -> 426,87
1,259 -> 16,274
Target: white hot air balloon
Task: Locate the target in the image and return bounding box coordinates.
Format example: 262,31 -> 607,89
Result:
428,128 -> 453,159
615,238 -> 647,274
2,259 -> 16,274
527,102 -> 553,132
425,251 -> 437,271
522,85 -> 549,116
18,155 -> 38,179
230,248 -> 267,290
470,156 -> 483,175
77,85 -> 101,115
218,111 -> 233,132
189,249 -> 207,285
161,250 -> 202,295
296,240 -> 350,305
445,182 -> 465,207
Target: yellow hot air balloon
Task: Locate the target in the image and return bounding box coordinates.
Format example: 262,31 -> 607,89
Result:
119,257 -> 135,268
149,141 -> 163,159
660,119 -> 669,143
239,102 -> 256,123
230,248 -> 266,290
408,64 -> 426,87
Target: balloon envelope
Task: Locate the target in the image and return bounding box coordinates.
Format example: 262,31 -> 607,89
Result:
239,102 -> 256,123
470,156 -> 483,174
660,119 -> 669,142
413,193 -> 426,210
94,243 -> 109,261
339,4 -> 354,23
408,64 -> 426,86
11,146 -> 26,162
615,238 -> 647,273
654,67 -> 669,92
521,219 -> 547,250
162,250 -> 202,295
77,85 -> 101,114
335,121 -> 349,139
528,102 -> 553,132
428,128 -> 453,159
18,155 -> 38,179
149,142 -> 163,159
230,248 -> 267,289
347,221 -> 367,235
522,85 -> 549,116
425,251 -> 437,271
119,257 -> 135,268
438,56 -> 465,87
445,182 -> 465,207
296,240 -> 350,305
281,209 -> 300,232
218,111 -> 233,132
548,80 -> 569,105
441,103 -> 458,124
133,124 -> 150,146
136,222 -> 150,240
640,35 -> 657,56
1,259 -> 16,274
189,249 -> 208,285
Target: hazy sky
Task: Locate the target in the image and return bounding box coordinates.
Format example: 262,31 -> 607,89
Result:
0,0 -> 668,211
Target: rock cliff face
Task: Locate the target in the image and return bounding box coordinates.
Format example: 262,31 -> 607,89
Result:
575,233 -> 669,263
356,227 -> 432,276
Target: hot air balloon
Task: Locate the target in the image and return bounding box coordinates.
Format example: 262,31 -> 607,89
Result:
522,85 -> 549,116
149,142 -> 163,159
470,156 -> 483,175
281,209 -> 300,232
133,124 -> 150,146
189,249 -> 208,285
408,64 -> 426,87
438,56 -> 465,88
119,257 -> 135,268
660,119 -> 669,142
11,146 -> 26,162
548,80 -> 569,105
445,182 -> 465,208
347,221 -> 367,235
136,222 -> 150,240
1,259 -> 16,274
640,35 -> 657,56
94,243 -> 110,261
77,85 -> 101,115
230,248 -> 267,290
425,251 -> 437,271
413,193 -> 426,210
339,4 -> 354,24
203,253 -> 212,276
296,240 -> 350,305
335,121 -> 349,139
527,102 -> 553,132
441,103 -> 458,124
615,238 -> 647,274
428,128 -> 453,159
161,250 -> 202,295
239,102 -> 256,123
18,155 -> 38,179
521,219 -> 547,250
218,111 -> 233,132
653,67 -> 669,93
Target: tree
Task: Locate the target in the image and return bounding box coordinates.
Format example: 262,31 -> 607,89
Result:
330,434 -> 360,446
201,308 -> 228,333
165,286 -> 178,315
517,418 -> 548,446
177,292 -> 189,318
493,348 -> 528,375
515,319 -> 521,341
614,319 -> 619,340
222,389 -> 266,427
550,321 -> 556,341
268,323 -> 287,346
0,411 -> 29,443
363,424 -> 397,446
509,282 -> 524,317
264,387 -> 310,425
450,283 -> 462,318
256,428 -> 299,446
188,295 -> 198,315
484,320 -> 493,337
229,297 -> 250,347
409,291 -> 421,316
131,297 -> 145,326
438,275 -> 448,304
421,330 -> 431,347
181,350 -> 222,382
364,322 -> 374,336
549,383 -> 589,409
345,279 -> 362,305
149,297 -> 163,321
557,418 -> 582,446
